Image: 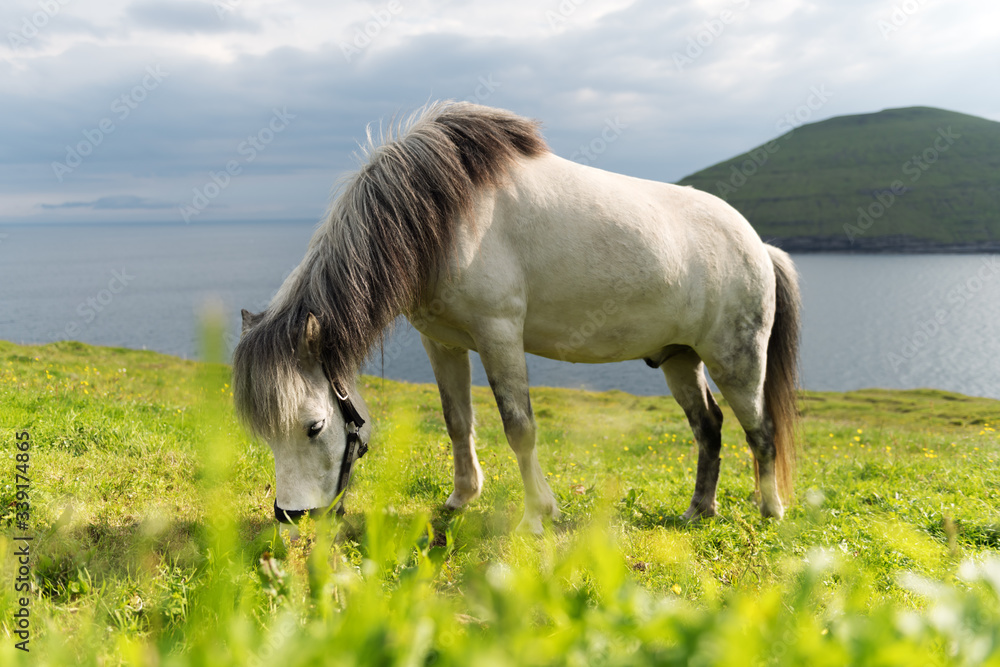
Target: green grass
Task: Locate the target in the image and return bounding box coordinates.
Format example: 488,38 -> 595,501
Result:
678,107 -> 1000,250
2,339 -> 1000,665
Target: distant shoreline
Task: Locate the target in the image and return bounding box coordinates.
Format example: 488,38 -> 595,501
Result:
765,235 -> 1000,254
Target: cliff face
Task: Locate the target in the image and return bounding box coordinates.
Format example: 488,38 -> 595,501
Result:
678,107 -> 1000,252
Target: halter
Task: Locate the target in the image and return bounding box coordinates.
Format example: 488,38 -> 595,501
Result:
273,374 -> 369,524
330,378 -> 369,512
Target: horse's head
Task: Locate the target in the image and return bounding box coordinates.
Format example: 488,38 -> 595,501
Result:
233,309 -> 370,524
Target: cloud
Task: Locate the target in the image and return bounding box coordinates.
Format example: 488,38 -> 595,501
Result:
41,195 -> 174,210
125,0 -> 260,34
1,0 -> 997,224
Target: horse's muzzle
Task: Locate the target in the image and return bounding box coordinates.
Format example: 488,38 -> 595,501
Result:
273,500 -> 344,524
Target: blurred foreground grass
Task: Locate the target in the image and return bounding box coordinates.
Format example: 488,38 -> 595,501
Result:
1,338 -> 999,665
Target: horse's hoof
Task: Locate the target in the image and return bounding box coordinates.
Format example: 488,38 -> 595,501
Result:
446,464 -> 484,510
759,502 -> 784,520
445,488 -> 480,511
681,504 -> 717,522
515,515 -> 545,536
278,523 -> 301,542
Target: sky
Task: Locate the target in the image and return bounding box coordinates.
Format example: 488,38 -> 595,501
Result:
2,0 -> 997,225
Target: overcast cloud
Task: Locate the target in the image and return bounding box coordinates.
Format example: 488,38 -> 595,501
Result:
2,0 -> 997,224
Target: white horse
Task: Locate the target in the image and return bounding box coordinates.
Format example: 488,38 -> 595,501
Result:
233,102 -> 801,534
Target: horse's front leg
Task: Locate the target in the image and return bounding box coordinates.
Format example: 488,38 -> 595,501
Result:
474,322 -> 559,535
422,335 -> 483,510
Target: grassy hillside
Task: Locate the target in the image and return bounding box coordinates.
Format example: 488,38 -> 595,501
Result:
2,340 -> 1000,665
678,107 -> 1000,251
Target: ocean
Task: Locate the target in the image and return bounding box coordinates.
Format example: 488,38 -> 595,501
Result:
2,221 -> 999,399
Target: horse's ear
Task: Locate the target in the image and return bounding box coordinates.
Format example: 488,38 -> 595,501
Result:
241,308 -> 263,335
298,312 -> 322,362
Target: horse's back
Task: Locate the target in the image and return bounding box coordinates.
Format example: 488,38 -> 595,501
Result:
500,152 -> 768,280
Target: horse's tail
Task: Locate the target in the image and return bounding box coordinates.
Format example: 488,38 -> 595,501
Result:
764,244 -> 801,505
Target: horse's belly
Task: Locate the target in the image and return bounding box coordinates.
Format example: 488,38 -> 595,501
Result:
521,300 -> 684,364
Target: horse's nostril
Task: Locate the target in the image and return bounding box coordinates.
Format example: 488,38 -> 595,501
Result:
273,500 -> 330,524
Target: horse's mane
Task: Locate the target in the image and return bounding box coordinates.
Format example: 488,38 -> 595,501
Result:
232,101 -> 548,437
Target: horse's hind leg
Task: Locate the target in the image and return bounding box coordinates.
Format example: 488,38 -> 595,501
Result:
712,351 -> 784,519
659,349 -> 724,520
422,335 -> 483,510
474,323 -> 559,535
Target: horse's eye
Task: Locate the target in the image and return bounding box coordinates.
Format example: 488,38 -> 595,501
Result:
307,420 -> 325,438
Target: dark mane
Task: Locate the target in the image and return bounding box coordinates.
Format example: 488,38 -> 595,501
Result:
232,101 -> 548,437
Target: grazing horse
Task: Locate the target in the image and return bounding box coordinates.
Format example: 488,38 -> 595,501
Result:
232,102 -> 801,534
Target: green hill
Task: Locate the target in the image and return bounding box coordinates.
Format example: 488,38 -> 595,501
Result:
678,107 -> 1000,251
